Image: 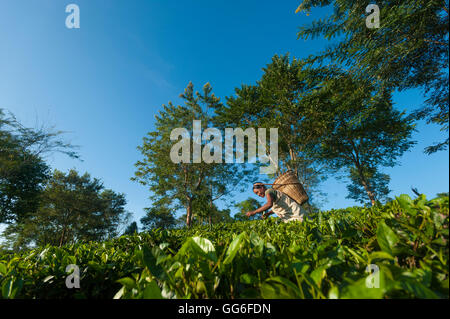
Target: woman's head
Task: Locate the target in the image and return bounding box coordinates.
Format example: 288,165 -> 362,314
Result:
253,182 -> 266,198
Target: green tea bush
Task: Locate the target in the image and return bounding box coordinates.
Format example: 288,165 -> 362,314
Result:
0,194 -> 448,299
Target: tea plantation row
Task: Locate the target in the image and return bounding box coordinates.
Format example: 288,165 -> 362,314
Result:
0,194 -> 448,299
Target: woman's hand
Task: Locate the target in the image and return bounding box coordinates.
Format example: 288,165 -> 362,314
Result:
245,211 -> 254,218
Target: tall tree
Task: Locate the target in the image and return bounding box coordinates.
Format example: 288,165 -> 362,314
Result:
296,0 -> 449,153
214,54 -> 329,206
303,69 -> 416,205
0,148 -> 49,223
133,82 -> 253,228
2,169 -> 130,250
0,109 -> 78,223
346,167 -> 391,205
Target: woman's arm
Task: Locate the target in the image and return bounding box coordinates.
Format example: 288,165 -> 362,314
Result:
246,192 -> 274,217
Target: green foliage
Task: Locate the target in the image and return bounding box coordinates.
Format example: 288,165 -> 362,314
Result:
234,198 -> 261,221
123,222 -> 138,236
1,109 -> 79,223
2,169 -> 130,250
133,82 -> 253,228
302,70 -> 416,205
215,54 -> 329,205
141,201 -> 176,231
0,150 -> 49,224
346,167 -> 391,205
296,0 -> 449,153
0,194 -> 447,299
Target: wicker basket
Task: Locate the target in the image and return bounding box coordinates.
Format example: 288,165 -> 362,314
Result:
272,171 -> 309,206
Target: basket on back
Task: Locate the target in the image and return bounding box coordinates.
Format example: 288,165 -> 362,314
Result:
272,171 -> 309,206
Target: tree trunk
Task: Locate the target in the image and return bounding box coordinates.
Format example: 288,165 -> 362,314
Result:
356,164 -> 376,206
186,198 -> 193,228
349,138 -> 376,206
288,146 -> 296,172
59,210 -> 71,247
361,180 -> 376,206
59,226 -> 66,247
209,191 -> 213,226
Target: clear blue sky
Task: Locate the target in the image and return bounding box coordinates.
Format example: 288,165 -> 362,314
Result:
0,1 -> 448,231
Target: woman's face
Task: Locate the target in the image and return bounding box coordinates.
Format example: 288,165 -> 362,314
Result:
253,185 -> 266,198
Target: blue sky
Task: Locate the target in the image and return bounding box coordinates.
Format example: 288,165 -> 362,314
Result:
0,1 -> 448,232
